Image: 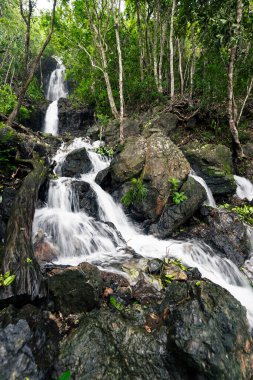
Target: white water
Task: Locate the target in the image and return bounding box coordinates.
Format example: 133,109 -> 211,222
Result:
190,170 -> 216,207
33,138 -> 253,327
43,58 -> 68,136
234,175 -> 253,201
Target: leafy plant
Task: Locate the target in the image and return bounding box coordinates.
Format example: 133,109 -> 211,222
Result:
58,370 -> 72,380
172,191 -> 188,205
220,204 -> 253,225
121,178 -> 148,207
0,272 -> 16,287
168,178 -> 188,205
95,145 -> 114,157
109,296 -> 124,310
0,122 -> 16,173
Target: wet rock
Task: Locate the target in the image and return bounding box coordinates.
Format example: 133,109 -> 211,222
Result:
132,278 -> 164,305
180,207 -> 250,267
55,308 -> 169,380
48,262 -> 103,315
184,143 -> 236,195
142,112 -> 178,137
100,271 -> 130,288
72,180 -> 99,218
34,229 -> 59,263
147,259 -> 163,275
0,304 -> 60,379
0,187 -> 16,243
162,280 -> 253,380
95,167 -> 110,186
61,147 -> 92,177
0,319 -> 41,380
150,176 -> 206,238
58,98 -> 95,137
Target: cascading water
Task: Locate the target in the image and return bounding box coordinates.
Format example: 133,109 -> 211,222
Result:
43,58 -> 68,136
33,138 -> 253,327
189,170 -> 216,207
234,175 -> 253,201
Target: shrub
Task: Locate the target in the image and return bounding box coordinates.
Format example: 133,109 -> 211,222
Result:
121,178 -> 148,207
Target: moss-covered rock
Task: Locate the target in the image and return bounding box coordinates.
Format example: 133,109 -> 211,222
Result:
184,143 -> 236,195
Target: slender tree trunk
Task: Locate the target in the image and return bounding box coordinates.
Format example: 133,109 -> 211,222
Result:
153,8 -> 159,91
158,17 -> 168,93
170,0 -> 176,99
113,3 -> 125,143
190,28 -> 196,99
4,56 -> 13,84
177,37 -> 184,96
7,0 -> 57,126
136,2 -> 144,81
227,0 -> 244,158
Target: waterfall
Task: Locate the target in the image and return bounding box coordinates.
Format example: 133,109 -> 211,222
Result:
234,175 -> 253,201
43,58 -> 68,136
33,139 -> 253,327
189,170 -> 216,207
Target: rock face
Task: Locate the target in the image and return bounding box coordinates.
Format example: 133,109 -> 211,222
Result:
162,281 -> 253,380
58,98 -> 94,137
150,176 -> 207,238
0,187 -> 16,244
48,263 -> 103,315
179,207 -> 250,267
103,133 -> 191,221
55,278 -> 253,380
61,147 -> 92,177
72,180 -> 99,218
184,143 -> 236,195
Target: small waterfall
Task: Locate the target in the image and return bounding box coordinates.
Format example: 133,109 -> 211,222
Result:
234,175 -> 253,201
33,139 -> 253,327
43,58 -> 68,136
189,170 -> 216,207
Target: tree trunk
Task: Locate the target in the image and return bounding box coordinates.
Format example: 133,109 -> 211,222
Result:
1,157 -> 48,301
190,28 -> 196,99
177,37 -> 184,96
227,0 -> 244,158
158,17 -> 168,93
114,18 -> 124,143
169,0 -> 176,99
136,1 -> 145,81
153,8 -> 159,91
7,0 -> 57,126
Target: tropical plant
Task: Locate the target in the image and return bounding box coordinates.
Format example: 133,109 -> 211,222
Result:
121,177 -> 148,207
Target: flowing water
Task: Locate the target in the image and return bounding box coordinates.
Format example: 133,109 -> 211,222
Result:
234,175 -> 253,202
189,170 -> 216,207
33,138 -> 253,327
43,58 -> 68,135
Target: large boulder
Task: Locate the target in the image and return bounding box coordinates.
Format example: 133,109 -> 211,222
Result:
55,279 -> 253,380
58,98 -> 95,137
179,207 -> 250,267
72,180 -> 99,218
61,147 -> 92,177
48,262 -> 103,316
184,143 -> 236,195
103,133 -> 191,221
150,176 -> 207,237
162,280 -> 253,380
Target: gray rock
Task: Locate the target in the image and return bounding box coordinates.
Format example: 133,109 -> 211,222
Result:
184,143 -> 236,195
150,176 -> 206,238
0,319 -> 40,380
73,180 -> 99,218
48,262 -> 103,315
61,147 -> 92,177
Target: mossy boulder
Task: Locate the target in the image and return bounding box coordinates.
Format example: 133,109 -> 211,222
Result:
150,176 -> 206,238
184,143 -> 236,195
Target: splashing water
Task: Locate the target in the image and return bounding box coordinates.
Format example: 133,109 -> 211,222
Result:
234,175 -> 253,201
33,139 -> 253,327
43,58 -> 68,136
190,170 -> 216,207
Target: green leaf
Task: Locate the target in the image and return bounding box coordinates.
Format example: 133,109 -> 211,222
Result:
195,281 -> 201,287
58,370 -> 72,380
3,275 -> 16,286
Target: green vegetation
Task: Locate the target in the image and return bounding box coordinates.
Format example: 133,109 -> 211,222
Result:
168,178 -> 188,205
109,296 -> 124,311
0,271 -> 16,287
58,370 -> 72,380
95,145 -> 114,158
121,178 -> 148,207
0,122 -> 16,174
221,204 -> 253,226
